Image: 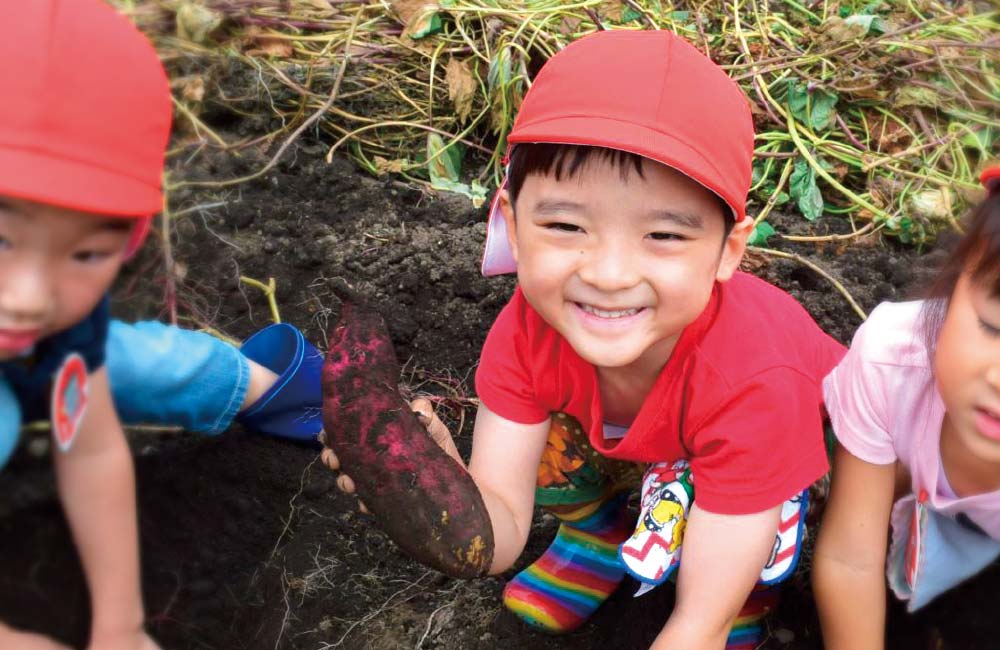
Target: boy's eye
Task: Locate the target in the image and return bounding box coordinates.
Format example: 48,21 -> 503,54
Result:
544,222 -> 583,233
73,250 -> 113,263
648,232 -> 685,242
978,318 -> 1000,338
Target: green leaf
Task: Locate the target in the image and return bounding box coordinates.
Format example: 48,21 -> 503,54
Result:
782,78 -> 839,132
430,178 -> 488,207
895,86 -> 942,109
426,133 -> 463,184
425,134 -> 486,207
789,156 -> 825,221
960,126 -> 992,154
784,79 -> 809,124
622,6 -> 643,23
488,47 -> 512,93
749,221 -> 776,246
808,89 -> 839,131
407,10 -> 442,39
843,14 -> 876,35
670,10 -> 690,21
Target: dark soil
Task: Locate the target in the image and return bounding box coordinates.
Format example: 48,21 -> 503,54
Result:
0,138 -> 994,650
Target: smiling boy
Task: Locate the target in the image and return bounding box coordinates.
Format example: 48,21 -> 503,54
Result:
326,29 -> 846,649
475,31 -> 849,649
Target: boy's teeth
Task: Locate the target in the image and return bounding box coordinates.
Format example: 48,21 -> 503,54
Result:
580,304 -> 639,318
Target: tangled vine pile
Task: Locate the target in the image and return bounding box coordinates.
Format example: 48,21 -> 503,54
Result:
125,0 -> 998,245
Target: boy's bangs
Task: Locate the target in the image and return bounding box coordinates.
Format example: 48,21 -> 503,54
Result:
507,144 -> 645,203
505,143 -> 734,234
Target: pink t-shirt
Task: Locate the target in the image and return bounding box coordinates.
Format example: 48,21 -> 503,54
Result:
823,300 -> 1000,538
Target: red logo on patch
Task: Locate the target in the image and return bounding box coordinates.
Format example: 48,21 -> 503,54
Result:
51,353 -> 89,451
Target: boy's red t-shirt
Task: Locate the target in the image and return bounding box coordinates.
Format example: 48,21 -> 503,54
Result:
476,271 -> 846,515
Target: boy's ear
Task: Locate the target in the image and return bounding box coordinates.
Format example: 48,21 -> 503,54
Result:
715,216 -> 752,283
498,189 -> 519,264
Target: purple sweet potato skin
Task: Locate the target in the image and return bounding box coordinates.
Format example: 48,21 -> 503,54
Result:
321,299 -> 494,578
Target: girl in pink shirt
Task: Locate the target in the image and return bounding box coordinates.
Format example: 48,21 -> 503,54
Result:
814,166 -> 1000,650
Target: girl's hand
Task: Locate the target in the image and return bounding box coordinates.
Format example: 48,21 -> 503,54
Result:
88,629 -> 162,650
320,398 -> 457,512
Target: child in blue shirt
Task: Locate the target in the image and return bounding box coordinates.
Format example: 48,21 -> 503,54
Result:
0,2 -> 321,647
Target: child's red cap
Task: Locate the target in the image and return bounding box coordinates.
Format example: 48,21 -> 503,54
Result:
482,30 -> 755,276
982,166 -> 1000,196
0,0 -> 171,254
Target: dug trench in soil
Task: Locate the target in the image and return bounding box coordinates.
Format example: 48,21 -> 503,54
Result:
0,140 -> 994,650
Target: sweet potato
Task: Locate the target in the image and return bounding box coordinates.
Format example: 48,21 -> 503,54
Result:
321,297 -> 494,578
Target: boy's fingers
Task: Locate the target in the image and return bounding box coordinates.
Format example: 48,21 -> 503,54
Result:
336,474 -> 356,494
409,398 -> 452,445
410,397 -> 434,423
317,429 -> 328,447
320,448 -> 340,471
321,450 -> 368,513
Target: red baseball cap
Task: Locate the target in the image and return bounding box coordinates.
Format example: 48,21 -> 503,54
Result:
0,0 -> 172,255
982,166 -> 1000,196
481,30 -> 755,276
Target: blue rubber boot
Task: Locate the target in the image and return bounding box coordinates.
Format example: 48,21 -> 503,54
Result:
236,323 -> 323,442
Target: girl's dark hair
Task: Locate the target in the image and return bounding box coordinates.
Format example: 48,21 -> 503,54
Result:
920,192 -> 1000,350
506,143 -> 735,235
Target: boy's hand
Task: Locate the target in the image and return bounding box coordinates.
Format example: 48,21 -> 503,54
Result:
88,629 -> 161,650
320,398 -> 458,511
651,503 -> 781,650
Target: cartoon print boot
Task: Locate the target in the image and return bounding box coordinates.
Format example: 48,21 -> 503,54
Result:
619,461 -> 693,590
502,413 -> 636,633
236,323 -> 324,442
621,461 -> 808,592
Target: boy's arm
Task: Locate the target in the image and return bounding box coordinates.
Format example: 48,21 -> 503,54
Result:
52,368 -> 152,648
465,403 -> 551,573
812,443 -> 895,650
651,503 -> 781,650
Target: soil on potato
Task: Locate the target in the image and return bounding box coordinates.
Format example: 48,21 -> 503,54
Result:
0,137 -> 992,650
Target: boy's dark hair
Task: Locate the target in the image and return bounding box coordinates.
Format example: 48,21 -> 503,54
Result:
506,143 -> 736,236
920,192 -> 1000,350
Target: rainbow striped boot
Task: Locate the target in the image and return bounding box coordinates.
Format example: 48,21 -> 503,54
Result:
503,413 -> 635,633
727,584 -> 780,649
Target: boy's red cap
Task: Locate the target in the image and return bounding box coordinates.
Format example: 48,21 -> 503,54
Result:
982,166 -> 1000,195
482,30 -> 755,276
0,0 -> 171,254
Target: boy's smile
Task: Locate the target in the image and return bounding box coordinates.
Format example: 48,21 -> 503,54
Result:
0,198 -> 131,360
499,154 -> 751,378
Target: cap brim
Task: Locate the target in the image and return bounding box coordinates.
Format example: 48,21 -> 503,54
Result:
510,115 -> 746,221
0,146 -> 162,217
481,177 -> 518,276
